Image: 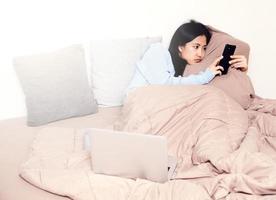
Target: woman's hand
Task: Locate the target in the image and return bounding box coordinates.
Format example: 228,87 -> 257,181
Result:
208,56 -> 224,76
229,55 -> 248,72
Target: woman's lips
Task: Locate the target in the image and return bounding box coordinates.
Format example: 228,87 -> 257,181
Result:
194,59 -> 202,63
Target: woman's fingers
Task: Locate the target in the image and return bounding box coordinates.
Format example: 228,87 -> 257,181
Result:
230,55 -> 247,64
212,56 -> 223,66
230,64 -> 241,68
214,68 -> 222,76
215,70 -> 222,76
208,57 -> 224,76
208,63 -> 224,76
229,58 -> 244,65
214,65 -> 223,76
230,55 -> 244,59
216,65 -> 224,71
229,55 -> 248,71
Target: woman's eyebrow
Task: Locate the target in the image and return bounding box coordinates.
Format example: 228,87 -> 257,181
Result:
193,43 -> 206,46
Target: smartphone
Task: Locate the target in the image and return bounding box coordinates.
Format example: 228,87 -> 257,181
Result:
218,44 -> 236,75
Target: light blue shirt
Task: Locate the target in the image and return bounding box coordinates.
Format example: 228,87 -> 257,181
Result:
127,43 -> 214,93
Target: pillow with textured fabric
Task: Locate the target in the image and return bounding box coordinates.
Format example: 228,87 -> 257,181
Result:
184,26 -> 254,109
90,37 -> 162,106
13,44 -> 98,126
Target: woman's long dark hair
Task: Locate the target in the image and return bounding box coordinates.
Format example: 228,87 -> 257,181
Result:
169,20 -> 211,77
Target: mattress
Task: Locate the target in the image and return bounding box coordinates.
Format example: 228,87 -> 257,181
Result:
0,107 -> 121,200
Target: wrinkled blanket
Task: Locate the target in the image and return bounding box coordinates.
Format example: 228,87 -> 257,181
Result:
20,85 -> 276,199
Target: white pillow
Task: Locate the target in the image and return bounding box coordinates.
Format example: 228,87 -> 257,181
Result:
90,37 -> 162,106
13,44 -> 98,126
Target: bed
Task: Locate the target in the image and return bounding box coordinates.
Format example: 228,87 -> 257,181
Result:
2,87 -> 276,200
2,26 -> 276,199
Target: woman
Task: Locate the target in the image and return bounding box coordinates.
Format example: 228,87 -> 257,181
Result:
127,20 -> 248,92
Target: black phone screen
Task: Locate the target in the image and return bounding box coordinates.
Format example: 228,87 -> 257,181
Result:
218,44 -> 236,75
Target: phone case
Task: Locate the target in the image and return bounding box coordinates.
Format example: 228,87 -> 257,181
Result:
218,44 -> 236,75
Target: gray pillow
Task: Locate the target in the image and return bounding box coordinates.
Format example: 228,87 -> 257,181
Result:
13,44 -> 98,126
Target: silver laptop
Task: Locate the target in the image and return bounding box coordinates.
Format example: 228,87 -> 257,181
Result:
83,128 -> 177,183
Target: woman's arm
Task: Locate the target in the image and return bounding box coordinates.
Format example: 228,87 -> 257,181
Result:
166,56 -> 224,85
167,68 -> 214,85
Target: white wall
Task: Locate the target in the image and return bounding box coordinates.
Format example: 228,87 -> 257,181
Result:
0,0 -> 276,120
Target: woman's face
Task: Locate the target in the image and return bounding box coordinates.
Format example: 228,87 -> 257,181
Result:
178,35 -> 207,65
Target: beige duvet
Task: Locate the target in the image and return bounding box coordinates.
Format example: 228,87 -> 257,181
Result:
20,85 -> 276,199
